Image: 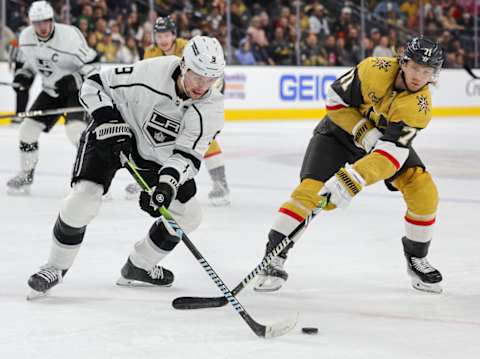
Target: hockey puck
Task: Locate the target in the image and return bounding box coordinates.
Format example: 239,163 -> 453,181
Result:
301,327 -> 318,335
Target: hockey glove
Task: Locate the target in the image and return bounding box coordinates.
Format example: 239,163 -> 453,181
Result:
139,183 -> 176,217
91,106 -> 132,166
320,164 -> 366,209
352,118 -> 382,153
13,72 -> 33,92
55,74 -> 79,95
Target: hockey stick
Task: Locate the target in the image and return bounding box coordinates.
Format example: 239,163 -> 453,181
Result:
172,197 -> 327,310
119,152 -> 297,338
0,81 -> 23,89
0,106 -> 85,120
464,65 -> 479,79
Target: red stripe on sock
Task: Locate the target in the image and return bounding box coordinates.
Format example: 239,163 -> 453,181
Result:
279,207 -> 304,222
204,150 -> 222,159
373,149 -> 400,170
326,104 -> 346,111
405,216 -> 436,226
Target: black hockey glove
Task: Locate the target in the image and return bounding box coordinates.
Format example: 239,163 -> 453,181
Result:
91,106 -> 132,167
55,74 -> 78,94
139,183 -> 175,217
13,72 -> 33,92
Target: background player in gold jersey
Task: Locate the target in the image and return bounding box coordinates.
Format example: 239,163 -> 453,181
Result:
125,16 -> 230,206
254,37 -> 446,294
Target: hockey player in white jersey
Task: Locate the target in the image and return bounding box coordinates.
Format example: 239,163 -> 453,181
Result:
27,36 -> 225,297
6,1 -> 97,195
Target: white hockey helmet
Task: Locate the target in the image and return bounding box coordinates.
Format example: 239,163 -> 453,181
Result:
182,36 -> 225,78
28,1 -> 54,22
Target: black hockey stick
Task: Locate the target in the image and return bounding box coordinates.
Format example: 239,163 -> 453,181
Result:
0,106 -> 85,120
172,197 -> 327,310
464,65 -> 479,79
120,152 -> 297,338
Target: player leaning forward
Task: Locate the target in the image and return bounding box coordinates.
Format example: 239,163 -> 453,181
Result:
255,37 -> 445,294
7,1 -> 97,194
27,36 -> 225,296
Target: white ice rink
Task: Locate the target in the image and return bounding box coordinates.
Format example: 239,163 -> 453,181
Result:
0,118 -> 479,359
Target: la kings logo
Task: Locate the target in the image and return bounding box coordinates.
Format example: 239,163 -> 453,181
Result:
36,58 -> 54,77
143,110 -> 181,147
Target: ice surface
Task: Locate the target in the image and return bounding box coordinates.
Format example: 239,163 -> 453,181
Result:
0,118 -> 479,359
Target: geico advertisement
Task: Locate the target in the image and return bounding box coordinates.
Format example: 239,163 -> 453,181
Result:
225,66 -> 345,109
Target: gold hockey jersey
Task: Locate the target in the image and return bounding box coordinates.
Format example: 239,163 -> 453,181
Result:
144,38 -> 188,59
326,57 -> 433,185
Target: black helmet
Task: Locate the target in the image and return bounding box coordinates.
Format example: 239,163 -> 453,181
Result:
153,16 -> 176,35
402,37 -> 445,71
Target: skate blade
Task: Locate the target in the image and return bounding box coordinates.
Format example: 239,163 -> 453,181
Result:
209,195 -> 230,207
6,186 -> 31,196
253,276 -> 284,293
410,278 -> 443,294
26,289 -> 49,301
116,276 -> 172,288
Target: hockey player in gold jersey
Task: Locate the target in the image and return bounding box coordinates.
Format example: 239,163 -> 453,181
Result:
254,37 -> 445,294
125,16 -> 230,205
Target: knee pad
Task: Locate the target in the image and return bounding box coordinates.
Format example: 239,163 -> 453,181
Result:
65,120 -> 87,147
169,198 -> 202,234
393,167 -> 438,216
285,178 -> 327,218
19,118 -> 46,143
60,180 -> 103,228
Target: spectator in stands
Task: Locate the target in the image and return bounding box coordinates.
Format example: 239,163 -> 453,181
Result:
77,18 -> 89,38
308,4 -> 330,40
400,0 -> 418,28
374,1 -> 401,19
301,32 -> 327,66
336,36 -> 355,66
373,35 -> 394,57
94,18 -> 107,44
116,35 -> 140,64
234,37 -> 256,65
332,6 -> 354,39
370,27 -> 382,47
269,26 -> 294,65
324,34 -> 338,66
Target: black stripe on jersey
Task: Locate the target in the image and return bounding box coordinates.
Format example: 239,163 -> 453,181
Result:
330,67 -> 363,107
159,167 -> 181,183
79,95 -> 89,109
20,43 -> 91,64
172,149 -> 201,171
109,83 -> 172,100
191,104 -> 203,150
88,73 -> 104,88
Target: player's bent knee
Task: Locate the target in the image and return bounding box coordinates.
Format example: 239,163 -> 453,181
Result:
396,168 -> 438,215
65,120 -> 87,147
19,118 -> 46,143
290,178 -> 334,212
170,198 -> 202,234
60,180 -> 104,228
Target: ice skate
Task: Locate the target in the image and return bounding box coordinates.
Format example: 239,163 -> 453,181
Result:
27,266 -> 66,300
124,182 -> 141,200
116,258 -> 174,287
6,169 -> 34,195
405,254 -> 443,293
254,256 -> 288,292
208,180 -> 230,206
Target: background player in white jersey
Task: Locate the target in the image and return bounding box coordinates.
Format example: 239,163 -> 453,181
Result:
6,1 -> 97,195
27,36 -> 225,297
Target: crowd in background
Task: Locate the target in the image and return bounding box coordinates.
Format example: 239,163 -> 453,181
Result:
2,0 -> 479,68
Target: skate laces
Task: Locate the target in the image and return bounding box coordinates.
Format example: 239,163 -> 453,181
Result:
148,266 -> 164,279
37,267 -> 61,283
411,257 -> 435,273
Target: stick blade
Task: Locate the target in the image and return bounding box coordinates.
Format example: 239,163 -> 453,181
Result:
172,296 -> 227,309
263,312 -> 299,339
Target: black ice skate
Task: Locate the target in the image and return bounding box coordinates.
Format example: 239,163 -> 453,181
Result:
6,169 -> 34,195
405,254 -> 443,293
254,256 -> 288,292
116,258 -> 174,287
27,266 -> 66,300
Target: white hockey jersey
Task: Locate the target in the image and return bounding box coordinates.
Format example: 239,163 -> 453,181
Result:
80,56 -> 224,185
17,23 -> 97,97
